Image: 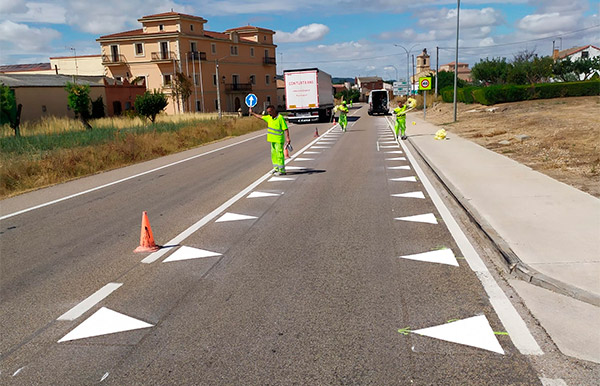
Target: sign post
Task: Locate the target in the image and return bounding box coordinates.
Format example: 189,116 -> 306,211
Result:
245,93 -> 258,110
419,77 -> 432,119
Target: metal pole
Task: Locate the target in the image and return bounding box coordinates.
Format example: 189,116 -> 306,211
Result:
406,52 -> 410,96
453,0 -> 461,122
216,59 -> 222,118
199,58 -> 205,112
435,46 -> 439,99
411,54 -> 415,92
191,54 -> 198,112
424,90 -> 427,119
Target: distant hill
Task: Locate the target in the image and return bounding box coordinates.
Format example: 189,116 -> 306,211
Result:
332,77 -> 354,84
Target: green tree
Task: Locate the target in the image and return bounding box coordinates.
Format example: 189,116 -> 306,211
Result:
171,72 -> 193,112
552,58 -> 577,82
135,90 -> 168,123
434,70 -> 466,90
573,57 -> 600,80
0,83 -> 21,136
471,57 -> 509,85
335,88 -> 360,102
65,82 -> 92,129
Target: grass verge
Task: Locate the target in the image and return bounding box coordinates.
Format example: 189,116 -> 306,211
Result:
0,114 -> 264,198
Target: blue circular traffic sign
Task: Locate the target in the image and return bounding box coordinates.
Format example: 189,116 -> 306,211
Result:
245,93 -> 258,108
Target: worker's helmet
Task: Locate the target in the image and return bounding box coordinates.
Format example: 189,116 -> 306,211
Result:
342,101 -> 346,105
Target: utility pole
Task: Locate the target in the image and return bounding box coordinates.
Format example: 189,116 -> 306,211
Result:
453,0 -> 461,122
215,54 -> 230,118
411,54 -> 415,94
394,44 -> 419,97
435,46 -> 439,99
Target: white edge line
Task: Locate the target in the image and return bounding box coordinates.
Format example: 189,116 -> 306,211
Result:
57,283 -> 123,321
384,117 -> 543,355
1,133 -> 266,221
142,126 -> 335,264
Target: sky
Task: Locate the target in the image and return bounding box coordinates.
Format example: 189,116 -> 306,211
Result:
0,0 -> 598,79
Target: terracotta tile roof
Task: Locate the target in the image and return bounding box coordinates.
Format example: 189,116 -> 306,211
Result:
99,28 -> 144,39
141,11 -> 202,20
557,45 -> 599,59
204,30 -> 229,40
0,63 -> 51,73
226,25 -> 275,34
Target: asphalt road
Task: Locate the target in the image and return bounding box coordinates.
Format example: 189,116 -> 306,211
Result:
0,106 -> 542,384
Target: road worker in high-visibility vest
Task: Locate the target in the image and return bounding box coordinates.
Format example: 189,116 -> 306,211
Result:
250,105 -> 291,175
335,100 -> 349,132
393,100 -> 407,140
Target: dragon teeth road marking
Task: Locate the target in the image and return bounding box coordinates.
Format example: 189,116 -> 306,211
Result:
215,212 -> 257,222
389,177 -> 417,182
58,307 -> 153,343
392,191 -> 426,199
247,191 -> 282,198
399,249 -> 459,266
163,246 -> 222,262
395,213 -> 438,224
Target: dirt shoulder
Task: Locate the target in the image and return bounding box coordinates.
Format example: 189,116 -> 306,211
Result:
425,96 -> 600,198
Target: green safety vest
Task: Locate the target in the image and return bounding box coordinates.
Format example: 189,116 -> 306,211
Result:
394,106 -> 407,120
262,114 -> 288,143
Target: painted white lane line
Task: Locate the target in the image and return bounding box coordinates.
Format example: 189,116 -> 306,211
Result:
268,176 -> 296,182
216,212 -> 257,222
384,117 -> 542,355
386,150 -> 404,154
1,133 -> 267,221
377,141 -> 380,152
292,158 -> 315,161
58,307 -> 153,343
388,166 -> 411,171
413,315 -> 504,354
395,213 -> 438,224
141,126 -> 334,264
311,146 -> 331,149
540,378 -> 568,386
285,166 -> 306,171
380,145 -> 398,149
386,157 -> 407,161
247,191 -> 282,198
399,248 -> 459,266
163,246 -> 221,262
57,283 -> 123,321
390,177 -> 417,182
392,191 -> 426,199
304,151 -> 321,154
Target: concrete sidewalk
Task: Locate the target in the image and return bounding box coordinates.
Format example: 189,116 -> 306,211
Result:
401,114 -> 600,363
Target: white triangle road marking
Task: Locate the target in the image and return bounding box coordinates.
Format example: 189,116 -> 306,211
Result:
163,246 -> 222,262
380,145 -> 398,149
390,177 -> 417,182
395,213 -> 438,224
247,191 -> 281,198
413,315 -> 505,354
388,166 -> 410,170
216,212 -> 257,222
391,191 -> 425,199
386,150 -> 404,154
399,248 -> 458,266
285,166 -> 306,170
380,141 -> 397,144
58,307 -> 153,343
311,146 -> 331,149
269,176 -> 296,182
386,157 -> 406,161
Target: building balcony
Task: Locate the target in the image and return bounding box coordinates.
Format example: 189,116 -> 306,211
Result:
225,83 -> 252,92
187,51 -> 207,61
263,56 -> 276,65
102,54 -> 126,65
151,51 -> 177,62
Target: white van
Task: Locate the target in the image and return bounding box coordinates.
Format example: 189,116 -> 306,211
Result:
367,90 -> 389,115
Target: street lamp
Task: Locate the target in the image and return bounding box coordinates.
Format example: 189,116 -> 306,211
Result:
215,54 -> 230,119
394,43 -> 419,96
453,0 -> 461,122
385,64 -> 398,81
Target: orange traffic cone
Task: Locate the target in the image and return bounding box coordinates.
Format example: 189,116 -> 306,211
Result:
314,127 -> 319,137
332,118 -> 337,127
134,211 -> 160,253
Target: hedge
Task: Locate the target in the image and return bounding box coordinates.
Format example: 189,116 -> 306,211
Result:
443,80 -> 599,105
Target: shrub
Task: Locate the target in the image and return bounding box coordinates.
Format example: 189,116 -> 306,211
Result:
135,90 -> 168,123
65,82 -> 92,129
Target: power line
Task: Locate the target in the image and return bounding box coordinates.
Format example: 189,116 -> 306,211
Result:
281,53 -> 402,64
438,25 -> 599,50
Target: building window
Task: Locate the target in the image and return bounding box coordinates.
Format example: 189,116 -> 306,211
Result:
581,51 -> 589,58
266,74 -> 270,85
264,49 -> 269,58
263,36 -> 266,41
232,74 -> 239,84
159,24 -> 164,31
125,101 -> 132,110
230,45 -> 238,56
190,41 -> 197,53
213,74 -> 217,86
266,96 -> 271,103
250,75 -> 256,85
196,100 -> 201,112
211,43 -> 216,54
190,24 -> 194,32
215,99 -> 219,110
135,43 -> 144,56
250,47 -> 254,57
163,74 -> 172,87
42,105 -> 47,113
115,76 -> 123,82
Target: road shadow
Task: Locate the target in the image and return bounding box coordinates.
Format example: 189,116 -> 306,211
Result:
285,169 -> 326,175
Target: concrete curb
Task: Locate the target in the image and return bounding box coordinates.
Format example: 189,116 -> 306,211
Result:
407,136 -> 600,308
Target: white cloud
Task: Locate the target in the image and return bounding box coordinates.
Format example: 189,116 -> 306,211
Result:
0,20 -> 61,52
517,12 -> 578,34
7,2 -> 67,24
275,24 -> 330,43
0,0 -> 27,13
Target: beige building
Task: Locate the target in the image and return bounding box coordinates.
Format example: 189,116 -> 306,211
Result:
96,12 -> 278,115
0,56 -> 104,76
439,61 -> 472,82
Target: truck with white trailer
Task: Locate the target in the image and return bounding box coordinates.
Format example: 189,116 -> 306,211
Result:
284,68 -> 334,123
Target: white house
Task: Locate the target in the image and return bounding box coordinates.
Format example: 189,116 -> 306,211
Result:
553,45 -> 600,80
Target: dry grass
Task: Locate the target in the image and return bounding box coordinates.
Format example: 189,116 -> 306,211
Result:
426,96 -> 600,197
0,115 -> 263,198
